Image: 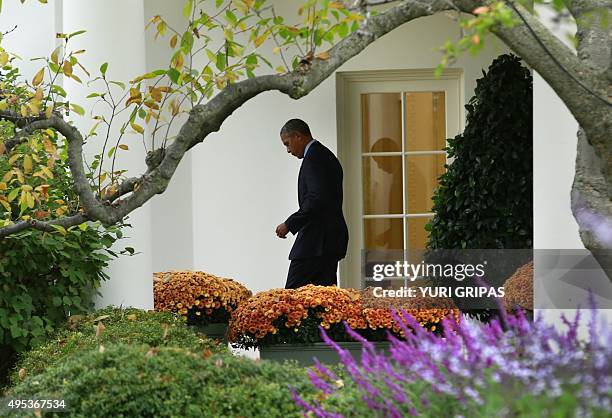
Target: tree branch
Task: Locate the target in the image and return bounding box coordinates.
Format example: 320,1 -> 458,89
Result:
0,213 -> 88,238
0,111 -> 47,129
459,1 -> 609,126
2,116 -> 57,153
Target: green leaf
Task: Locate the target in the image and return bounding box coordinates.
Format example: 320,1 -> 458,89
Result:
183,0 -> 194,19
70,103 -> 85,116
180,31 -> 194,54
7,188 -> 19,203
68,30 -> 87,39
216,52 -> 226,71
109,80 -> 126,90
100,62 -> 108,76
167,68 -> 181,84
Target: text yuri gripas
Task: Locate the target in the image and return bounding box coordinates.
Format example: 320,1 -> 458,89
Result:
371,260 -> 487,281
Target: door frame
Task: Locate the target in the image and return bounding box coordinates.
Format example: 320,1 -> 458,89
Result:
336,68 -> 465,289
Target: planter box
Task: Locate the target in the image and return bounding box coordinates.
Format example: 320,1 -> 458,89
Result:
188,322 -> 228,344
260,341 -> 390,366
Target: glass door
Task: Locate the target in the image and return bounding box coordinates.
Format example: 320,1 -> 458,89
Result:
361,92 -> 446,252
336,69 -> 462,289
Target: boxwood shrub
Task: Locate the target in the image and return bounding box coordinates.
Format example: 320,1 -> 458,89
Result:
6,344 -> 317,418
9,306 -> 228,386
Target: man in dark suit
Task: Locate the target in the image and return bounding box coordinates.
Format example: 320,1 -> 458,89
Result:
275,119 -> 349,289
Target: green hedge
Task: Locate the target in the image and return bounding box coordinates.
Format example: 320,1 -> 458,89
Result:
6,344 -> 316,418
9,306 -> 228,387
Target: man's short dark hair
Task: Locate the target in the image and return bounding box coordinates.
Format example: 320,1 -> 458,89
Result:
280,119 -> 311,137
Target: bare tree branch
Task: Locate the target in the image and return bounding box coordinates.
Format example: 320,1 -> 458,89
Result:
0,213 -> 87,238
0,110 -> 47,129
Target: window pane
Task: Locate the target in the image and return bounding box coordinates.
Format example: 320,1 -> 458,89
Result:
361,93 -> 402,153
406,154 -> 445,213
363,156 -> 403,215
407,217 -> 432,250
364,218 -> 403,250
405,92 -> 446,151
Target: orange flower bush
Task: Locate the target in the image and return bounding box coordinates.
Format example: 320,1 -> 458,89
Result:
154,271 -> 252,325
229,285 -> 459,349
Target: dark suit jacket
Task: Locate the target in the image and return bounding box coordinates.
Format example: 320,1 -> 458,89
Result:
285,140 -> 349,260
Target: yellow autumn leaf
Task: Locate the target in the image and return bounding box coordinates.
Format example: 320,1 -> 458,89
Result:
0,52 -> 9,66
125,88 -> 142,107
41,166 -> 54,179
34,87 -> 44,102
0,198 -> 11,212
170,99 -> 180,116
63,61 -> 73,77
32,68 -> 45,86
170,34 -> 178,49
0,100 -> 8,111
172,53 -> 184,70
28,101 -> 40,115
14,168 -> 24,184
131,122 -> 145,134
254,31 -> 269,47
0,142 -> 5,155
43,137 -> 56,154
8,154 -> 21,165
23,155 -> 33,174
26,192 -> 35,209
45,105 -> 54,119
118,144 -> 129,150
50,46 -> 61,64
316,51 -> 330,60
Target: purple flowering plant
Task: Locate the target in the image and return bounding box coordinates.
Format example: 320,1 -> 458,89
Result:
292,305 -> 611,417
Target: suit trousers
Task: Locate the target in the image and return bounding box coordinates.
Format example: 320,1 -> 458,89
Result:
285,255 -> 338,289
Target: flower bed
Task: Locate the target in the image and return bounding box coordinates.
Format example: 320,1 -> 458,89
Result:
229,285 -> 458,350
153,271 -> 252,328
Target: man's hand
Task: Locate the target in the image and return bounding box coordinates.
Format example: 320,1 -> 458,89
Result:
276,223 -> 289,239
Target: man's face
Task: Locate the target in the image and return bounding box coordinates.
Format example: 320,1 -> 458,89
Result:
281,132 -> 305,159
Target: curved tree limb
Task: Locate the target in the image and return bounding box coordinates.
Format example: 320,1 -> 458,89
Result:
0,213 -> 87,238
